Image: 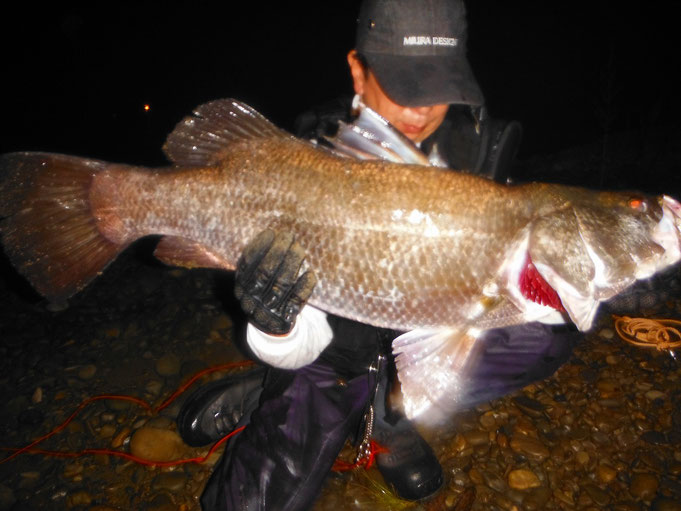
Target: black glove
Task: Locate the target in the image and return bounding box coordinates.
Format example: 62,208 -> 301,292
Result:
234,230 -> 317,335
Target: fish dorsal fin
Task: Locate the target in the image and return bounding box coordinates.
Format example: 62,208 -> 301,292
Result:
163,99 -> 291,166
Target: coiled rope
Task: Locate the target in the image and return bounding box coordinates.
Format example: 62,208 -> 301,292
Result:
613,315 -> 681,352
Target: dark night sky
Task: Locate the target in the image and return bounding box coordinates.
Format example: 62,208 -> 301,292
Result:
2,1 -> 680,165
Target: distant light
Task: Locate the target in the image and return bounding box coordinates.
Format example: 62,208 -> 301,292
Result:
143,104 -> 151,112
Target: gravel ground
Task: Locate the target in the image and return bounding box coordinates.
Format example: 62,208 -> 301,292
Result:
1,240 -> 681,511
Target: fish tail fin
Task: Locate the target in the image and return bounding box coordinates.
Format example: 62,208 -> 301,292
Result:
0,152 -> 127,301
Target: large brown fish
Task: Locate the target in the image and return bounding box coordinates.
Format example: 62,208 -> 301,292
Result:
2,99 -> 680,422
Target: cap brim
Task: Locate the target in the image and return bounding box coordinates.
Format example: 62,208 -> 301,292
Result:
364,53 -> 484,107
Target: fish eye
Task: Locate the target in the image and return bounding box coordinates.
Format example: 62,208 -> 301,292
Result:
628,197 -> 647,212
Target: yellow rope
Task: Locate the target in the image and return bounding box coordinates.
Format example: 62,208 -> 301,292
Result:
613,315 -> 681,351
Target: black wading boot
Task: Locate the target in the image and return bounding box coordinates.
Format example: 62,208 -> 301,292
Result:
176,366 -> 266,447
371,367 -> 444,501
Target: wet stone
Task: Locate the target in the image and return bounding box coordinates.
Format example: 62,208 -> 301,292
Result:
523,486 -> 552,510
483,470 -> 507,493
509,435 -> 550,462
616,429 -> 640,449
463,429 -> 489,447
65,490 -> 92,508
507,469 -> 541,490
31,387 -> 42,404
62,462 -> 84,479
156,353 -> 181,377
468,467 -> 484,485
145,416 -> 174,429
78,364 -> 97,380
478,411 -> 497,430
145,379 -> 164,397
129,427 -> 185,462
491,491 -> 515,510
18,472 -> 40,490
512,395 -> 545,418
645,390 -> 667,401
554,487 -> 575,506
584,483 -> 611,506
146,492 -> 177,511
99,423 -> 117,438
153,472 -> 189,492
597,463 -> 618,484
630,473 -> 659,501
111,426 -> 132,448
576,450 -> 590,466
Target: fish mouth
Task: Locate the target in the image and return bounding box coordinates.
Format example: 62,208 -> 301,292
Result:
662,194 -> 681,223
653,195 -> 681,268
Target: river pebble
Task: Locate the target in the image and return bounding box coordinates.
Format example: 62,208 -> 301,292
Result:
129,427 -> 185,462
152,472 -> 189,492
597,463 -> 618,484
156,353 -> 181,376
78,364 -> 97,380
507,469 -> 541,490
630,473 -> 659,501
509,435 -> 550,462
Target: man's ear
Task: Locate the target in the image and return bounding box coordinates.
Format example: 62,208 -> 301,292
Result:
347,49 -> 366,96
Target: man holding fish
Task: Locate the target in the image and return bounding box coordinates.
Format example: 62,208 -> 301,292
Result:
183,0 -> 580,509
3,0 -> 679,508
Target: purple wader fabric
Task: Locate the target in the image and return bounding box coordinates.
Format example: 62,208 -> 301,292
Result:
200,361 -> 376,511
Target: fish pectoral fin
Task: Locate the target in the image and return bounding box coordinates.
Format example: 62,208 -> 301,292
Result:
392,327 -> 480,426
154,236 -> 233,270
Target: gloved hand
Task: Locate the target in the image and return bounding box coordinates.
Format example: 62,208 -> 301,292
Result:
234,230 -> 317,335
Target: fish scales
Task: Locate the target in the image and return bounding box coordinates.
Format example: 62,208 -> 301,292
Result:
91,134 -> 534,330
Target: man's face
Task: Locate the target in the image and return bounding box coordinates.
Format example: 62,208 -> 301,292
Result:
348,50 -> 449,143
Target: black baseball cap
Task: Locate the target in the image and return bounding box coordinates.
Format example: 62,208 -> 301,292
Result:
355,0 -> 484,107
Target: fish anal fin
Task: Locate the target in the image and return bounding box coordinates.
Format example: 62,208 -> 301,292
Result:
162,99 -> 292,167
392,328 -> 479,425
154,236 -> 232,270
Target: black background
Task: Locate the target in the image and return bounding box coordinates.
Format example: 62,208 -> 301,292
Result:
2,1 -> 679,166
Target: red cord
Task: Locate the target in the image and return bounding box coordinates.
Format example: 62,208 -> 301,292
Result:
2,359 -> 383,472
331,440 -> 389,472
1,361 -> 253,466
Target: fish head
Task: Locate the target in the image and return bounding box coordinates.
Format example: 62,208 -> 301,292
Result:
528,191 -> 681,331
